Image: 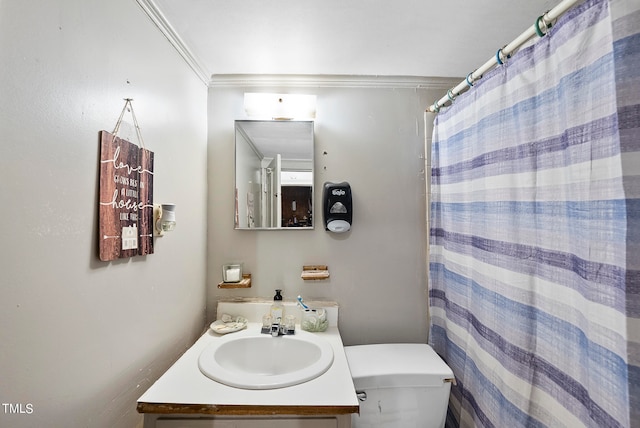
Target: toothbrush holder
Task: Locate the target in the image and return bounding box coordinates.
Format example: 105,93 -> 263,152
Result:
301,308 -> 328,332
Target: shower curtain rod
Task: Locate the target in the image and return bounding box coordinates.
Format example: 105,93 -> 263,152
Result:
427,0 -> 584,113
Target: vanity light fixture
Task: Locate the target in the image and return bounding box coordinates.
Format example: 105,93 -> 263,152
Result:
243,93 -> 317,120
153,203 -> 176,237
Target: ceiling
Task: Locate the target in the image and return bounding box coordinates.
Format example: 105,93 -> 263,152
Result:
145,0 -> 558,82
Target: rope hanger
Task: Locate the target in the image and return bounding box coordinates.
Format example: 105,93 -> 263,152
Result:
112,98 -> 146,149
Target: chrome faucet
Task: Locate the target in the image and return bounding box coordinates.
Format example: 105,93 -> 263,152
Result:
262,316 -> 295,336
271,318 -> 282,337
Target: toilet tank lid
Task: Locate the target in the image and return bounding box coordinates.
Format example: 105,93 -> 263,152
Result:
345,344 -> 454,388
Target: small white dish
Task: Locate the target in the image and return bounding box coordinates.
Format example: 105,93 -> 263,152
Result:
210,315 -> 248,334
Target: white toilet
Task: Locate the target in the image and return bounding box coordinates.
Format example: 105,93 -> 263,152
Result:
345,343 -> 454,428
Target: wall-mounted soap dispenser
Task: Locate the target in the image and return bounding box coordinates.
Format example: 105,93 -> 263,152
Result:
323,181 -> 352,233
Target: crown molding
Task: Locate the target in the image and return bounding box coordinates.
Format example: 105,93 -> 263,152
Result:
209,74 -> 462,90
135,0 -> 210,85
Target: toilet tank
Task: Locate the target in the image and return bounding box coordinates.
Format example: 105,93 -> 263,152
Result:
345,344 -> 454,428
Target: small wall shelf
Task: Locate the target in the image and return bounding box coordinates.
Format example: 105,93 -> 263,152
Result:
301,265 -> 330,281
218,274 -> 251,289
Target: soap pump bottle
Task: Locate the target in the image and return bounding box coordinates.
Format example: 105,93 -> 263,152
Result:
271,289 -> 284,321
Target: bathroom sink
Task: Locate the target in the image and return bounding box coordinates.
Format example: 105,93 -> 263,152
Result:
198,329 -> 334,389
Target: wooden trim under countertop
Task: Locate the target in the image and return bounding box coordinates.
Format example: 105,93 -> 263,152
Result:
137,402 -> 359,416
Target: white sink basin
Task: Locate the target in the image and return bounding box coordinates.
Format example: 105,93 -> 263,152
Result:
198,329 -> 334,389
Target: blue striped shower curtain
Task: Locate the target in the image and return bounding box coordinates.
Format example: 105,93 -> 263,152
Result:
428,0 -> 640,427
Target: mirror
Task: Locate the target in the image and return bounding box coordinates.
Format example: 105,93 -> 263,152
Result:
235,120 -> 314,229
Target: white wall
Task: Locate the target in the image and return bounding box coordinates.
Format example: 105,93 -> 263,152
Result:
0,1 -> 208,427
207,76 -> 456,346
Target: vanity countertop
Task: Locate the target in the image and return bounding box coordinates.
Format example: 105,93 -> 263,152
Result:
137,323 -> 359,416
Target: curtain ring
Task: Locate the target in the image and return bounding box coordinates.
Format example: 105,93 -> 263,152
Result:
535,16 -> 545,37
535,15 -> 551,37
466,72 -> 474,87
496,46 -> 512,65
432,102 -> 440,113
447,89 -> 456,102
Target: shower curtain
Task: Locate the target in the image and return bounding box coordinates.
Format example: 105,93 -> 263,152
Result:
428,0 -> 639,427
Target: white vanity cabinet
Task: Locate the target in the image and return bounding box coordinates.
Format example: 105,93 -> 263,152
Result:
137,301 -> 358,428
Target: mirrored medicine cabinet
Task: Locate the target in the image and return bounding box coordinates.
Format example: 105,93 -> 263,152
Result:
234,120 -> 314,230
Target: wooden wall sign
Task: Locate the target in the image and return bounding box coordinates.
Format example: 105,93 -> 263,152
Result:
98,130 -> 154,261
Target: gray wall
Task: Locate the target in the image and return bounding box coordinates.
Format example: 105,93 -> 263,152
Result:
0,1 -> 208,427
207,76 -> 456,346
